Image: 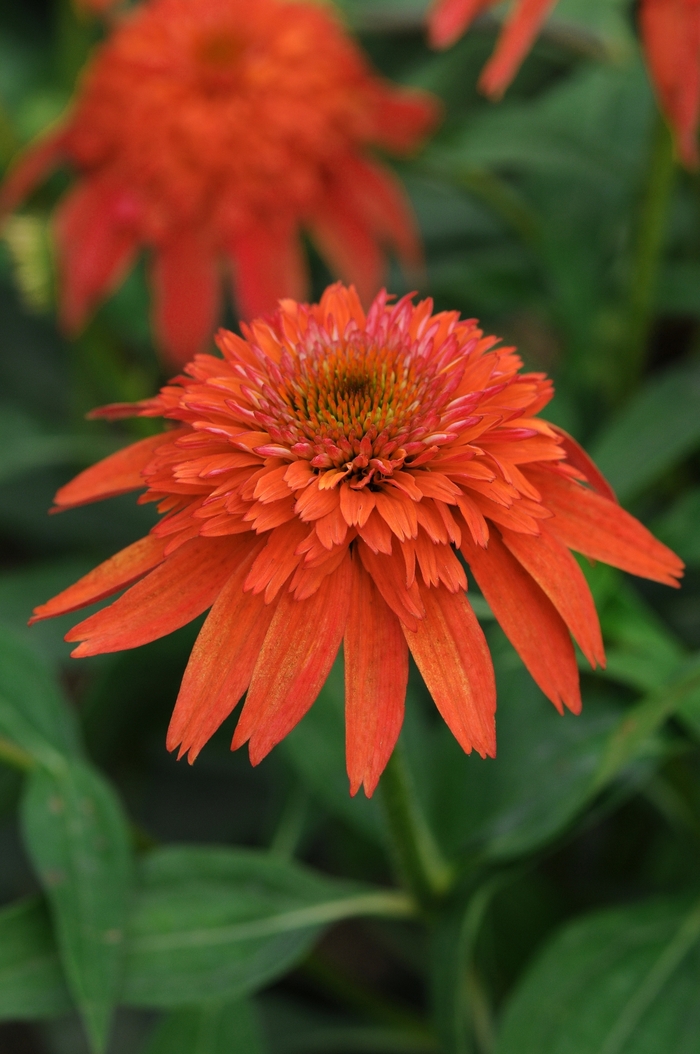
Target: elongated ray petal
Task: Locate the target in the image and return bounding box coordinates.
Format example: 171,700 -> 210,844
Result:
230,220 -> 308,321
532,470 -> 684,586
167,540 -> 273,762
54,178 -> 139,333
67,536 -> 254,656
30,534 -> 166,623
151,230 -> 220,368
501,526 -> 605,668
233,553 -> 353,764
344,557 -> 407,797
463,531 -> 581,715
550,427 -> 617,502
427,0 -> 495,49
479,0 -> 558,99
53,432 -> 180,510
403,584 -> 496,757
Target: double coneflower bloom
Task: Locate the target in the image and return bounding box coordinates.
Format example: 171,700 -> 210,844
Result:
428,0 -> 700,166
32,285 -> 682,796
0,0 -> 438,366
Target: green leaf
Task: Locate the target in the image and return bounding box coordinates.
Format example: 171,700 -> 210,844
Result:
591,359 -> 700,501
429,886 -> 492,1054
144,998 -> 265,1054
0,899 -> 71,1020
591,657 -> 700,794
551,0 -> 634,58
21,761 -> 134,1052
0,628 -> 82,770
122,847 -> 413,1008
496,896 -> 700,1054
281,659 -> 384,843
429,649 -> 623,862
585,565 -> 688,693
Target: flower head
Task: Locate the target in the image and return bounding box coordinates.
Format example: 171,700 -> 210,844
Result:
427,0 -> 700,167
0,0 -> 438,366
32,284 -> 683,796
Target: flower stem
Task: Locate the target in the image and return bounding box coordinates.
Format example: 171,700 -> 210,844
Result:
380,744 -> 454,908
616,113 -> 675,399
0,736 -> 34,772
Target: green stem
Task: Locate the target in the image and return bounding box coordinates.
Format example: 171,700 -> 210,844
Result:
617,113 -> 675,397
380,745 -> 454,908
0,736 -> 34,772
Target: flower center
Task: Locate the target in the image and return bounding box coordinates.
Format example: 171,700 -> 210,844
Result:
252,334 -> 456,487
282,342 -> 423,442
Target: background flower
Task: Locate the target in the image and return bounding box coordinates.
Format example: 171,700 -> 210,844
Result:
428,0 -> 700,165
0,0 -> 439,367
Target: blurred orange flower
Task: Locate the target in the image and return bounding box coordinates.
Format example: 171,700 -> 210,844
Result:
427,0 -> 700,166
0,0 -> 438,366
32,284 -> 683,796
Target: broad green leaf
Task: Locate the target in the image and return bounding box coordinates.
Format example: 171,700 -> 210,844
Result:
22,761 -> 134,1052
0,899 -> 71,1020
496,897 -> 700,1054
0,628 -> 82,770
281,659 -> 384,842
429,647 -> 623,862
592,359 -> 700,501
427,64 -> 651,187
552,0 -> 634,57
429,890 -> 487,1054
123,847 -> 413,1008
145,998 -> 265,1054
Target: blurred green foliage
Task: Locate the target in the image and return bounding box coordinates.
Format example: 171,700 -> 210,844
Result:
1,0 -> 700,1052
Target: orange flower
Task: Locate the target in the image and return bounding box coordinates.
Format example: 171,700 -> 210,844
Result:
0,0 -> 438,367
32,284 -> 682,796
427,0 -> 700,166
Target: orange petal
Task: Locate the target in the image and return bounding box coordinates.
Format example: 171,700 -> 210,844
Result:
0,127 -> 67,215
501,526 -> 605,668
230,218 -> 308,320
479,0 -> 558,99
166,540 -> 273,763
67,536 -> 254,657
54,178 -> 139,333
53,431 -> 177,511
244,518 -> 309,601
532,470 -> 684,587
310,184 -> 384,306
358,540 -> 424,630
151,229 -> 220,368
640,0 -> 700,168
233,553 -> 353,764
30,534 -> 166,623
463,531 -> 581,715
550,426 -> 617,502
370,88 -> 441,154
427,0 -> 494,49
344,556 -> 408,797
339,483 -> 376,527
403,584 -> 496,757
